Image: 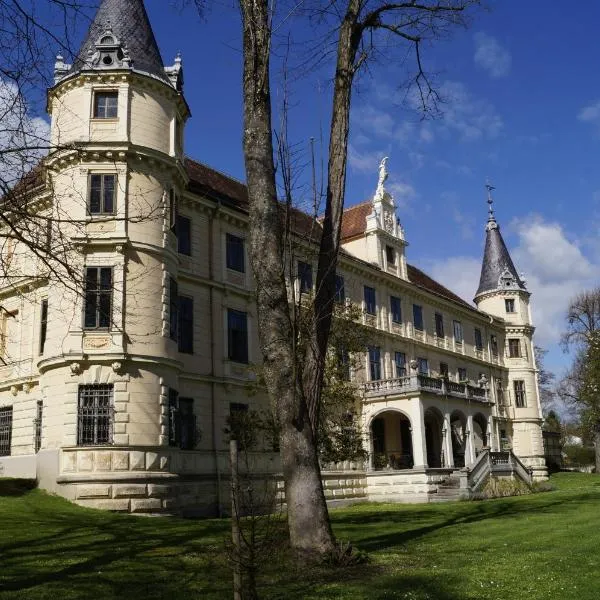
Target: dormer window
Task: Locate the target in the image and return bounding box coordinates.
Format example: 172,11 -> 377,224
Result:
93,91 -> 118,119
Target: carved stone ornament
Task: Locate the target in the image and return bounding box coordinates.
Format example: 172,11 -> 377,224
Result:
10,385 -> 18,397
111,361 -> 123,374
83,336 -> 110,350
70,362 -> 82,376
384,211 -> 395,233
23,382 -> 33,394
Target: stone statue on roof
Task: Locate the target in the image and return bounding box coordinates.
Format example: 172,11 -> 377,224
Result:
378,157 -> 389,188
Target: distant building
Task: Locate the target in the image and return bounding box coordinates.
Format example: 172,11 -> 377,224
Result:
0,0 -> 546,513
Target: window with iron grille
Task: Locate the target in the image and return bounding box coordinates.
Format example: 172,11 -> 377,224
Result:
435,312 -> 444,337
169,277 -> 178,341
298,261 -> 313,293
177,214 -> 191,255
514,380 -> 526,408
364,286 -> 376,315
395,351 -> 406,377
88,174 -> 116,215
413,304 -> 423,331
368,346 -> 381,381
474,327 -> 484,351
178,295 -> 193,354
34,400 -> 43,453
84,267 -> 112,329
335,275 -> 345,304
168,390 -> 197,450
77,385 -> 113,446
0,406 -> 12,456
226,234 -> 245,273
39,299 -> 48,355
508,338 -> 521,358
228,309 -> 248,364
93,91 -> 118,119
390,296 -> 402,324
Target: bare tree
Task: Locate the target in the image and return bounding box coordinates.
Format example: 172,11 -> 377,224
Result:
559,288 -> 600,473
238,0 -> 481,554
534,345 -> 556,415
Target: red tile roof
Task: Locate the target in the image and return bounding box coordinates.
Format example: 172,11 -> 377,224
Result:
340,201 -> 372,241
407,264 -> 474,310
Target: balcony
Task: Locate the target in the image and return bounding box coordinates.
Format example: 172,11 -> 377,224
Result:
364,374 -> 489,402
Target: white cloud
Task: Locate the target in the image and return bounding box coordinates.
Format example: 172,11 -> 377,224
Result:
348,144 -> 382,174
388,180 -> 416,209
427,256 -> 481,305
578,100 -> 600,130
0,78 -> 50,188
474,32 -> 512,78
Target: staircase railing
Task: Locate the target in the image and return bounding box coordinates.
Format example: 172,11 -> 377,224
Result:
467,448 -> 491,491
466,449 -> 532,492
509,451 -> 533,485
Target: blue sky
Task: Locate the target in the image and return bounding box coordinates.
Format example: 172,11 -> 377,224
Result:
25,1 -> 600,377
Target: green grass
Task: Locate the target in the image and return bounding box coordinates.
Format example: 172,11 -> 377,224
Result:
1,473 -> 600,599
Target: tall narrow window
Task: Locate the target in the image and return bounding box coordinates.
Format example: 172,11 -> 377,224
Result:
39,299 -> 48,355
178,296 -> 194,354
34,401 -> 43,453
298,261 -> 313,293
508,338 -> 521,358
417,357 -> 429,376
458,367 -> 467,382
77,385 -> 113,446
337,345 -> 350,381
368,346 -> 381,381
0,406 -> 13,456
474,328 -> 483,351
177,215 -> 191,255
93,91 -> 118,119
514,380 -> 526,408
84,267 -> 112,329
169,277 -> 178,341
364,286 -> 376,315
385,245 -> 396,266
435,312 -> 444,337
490,334 -> 499,356
390,296 -> 402,324
453,320 -> 463,344
228,309 -> 248,364
168,392 -> 196,450
89,174 -> 116,215
226,233 -> 245,273
505,299 -> 515,313
229,402 -> 250,450
168,388 -> 179,447
440,362 -> 449,378
169,190 -> 178,233
335,275 -> 345,304
395,351 -> 406,377
413,304 -> 423,331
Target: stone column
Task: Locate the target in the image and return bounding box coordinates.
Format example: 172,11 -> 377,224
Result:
466,414 -> 476,466
409,397 -> 428,470
487,415 -> 495,451
444,412 -> 454,468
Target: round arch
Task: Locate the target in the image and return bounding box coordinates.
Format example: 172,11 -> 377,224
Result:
472,413 -> 489,456
450,410 -> 467,468
424,407 -> 445,468
369,409 -> 413,470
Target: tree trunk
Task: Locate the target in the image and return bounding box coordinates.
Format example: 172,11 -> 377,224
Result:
239,0 -> 335,555
303,0 -> 362,434
595,425 -> 600,475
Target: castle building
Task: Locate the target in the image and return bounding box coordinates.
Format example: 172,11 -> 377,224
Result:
0,0 -> 546,513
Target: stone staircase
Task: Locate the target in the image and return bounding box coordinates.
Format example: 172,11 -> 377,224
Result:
431,474 -> 464,502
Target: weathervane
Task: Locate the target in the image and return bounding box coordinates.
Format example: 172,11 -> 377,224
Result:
485,180 -> 496,221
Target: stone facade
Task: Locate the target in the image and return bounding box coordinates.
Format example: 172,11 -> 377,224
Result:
0,0 -> 546,514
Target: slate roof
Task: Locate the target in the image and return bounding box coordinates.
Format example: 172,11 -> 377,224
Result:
475,221 -> 526,298
68,0 -> 170,85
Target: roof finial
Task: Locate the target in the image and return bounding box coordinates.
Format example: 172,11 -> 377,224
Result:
485,180 -> 498,230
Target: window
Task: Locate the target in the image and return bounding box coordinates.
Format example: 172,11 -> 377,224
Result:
335,275 -> 345,304
508,339 -> 521,358
298,261 -> 313,293
228,309 -> 248,364
226,233 -> 245,273
84,267 -> 112,329
177,214 -> 191,255
364,286 -> 376,315
413,304 -> 423,331
390,296 -> 402,324
229,402 -> 250,450
168,390 -> 196,450
169,277 -> 178,341
440,362 -> 449,378
435,312 -> 444,338
93,91 -> 118,119
89,174 -> 116,215
34,401 -> 43,453
505,299 -> 515,313
514,380 -> 526,408
39,299 -> 48,355
417,357 -> 429,376
178,296 -> 193,354
458,367 -> 467,382
385,245 -> 396,266
474,328 -> 483,351
395,351 -> 406,377
169,190 -> 178,233
0,406 -> 12,456
77,385 -> 113,446
490,334 -> 499,356
496,380 -> 505,405
368,346 -> 381,381
453,320 -> 463,344
337,345 -> 350,381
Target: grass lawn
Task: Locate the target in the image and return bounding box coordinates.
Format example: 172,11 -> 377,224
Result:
1,473 -> 600,599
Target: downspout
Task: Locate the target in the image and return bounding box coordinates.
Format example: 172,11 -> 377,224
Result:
210,200 -> 222,516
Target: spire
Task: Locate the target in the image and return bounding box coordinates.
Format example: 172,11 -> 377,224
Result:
475,183 -> 527,300
63,0 -> 171,85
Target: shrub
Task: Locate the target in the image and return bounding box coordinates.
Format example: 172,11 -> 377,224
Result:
477,478 -> 531,499
563,444 -> 595,467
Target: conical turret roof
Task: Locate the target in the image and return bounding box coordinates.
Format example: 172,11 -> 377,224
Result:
67,0 -> 170,84
475,191 -> 527,300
